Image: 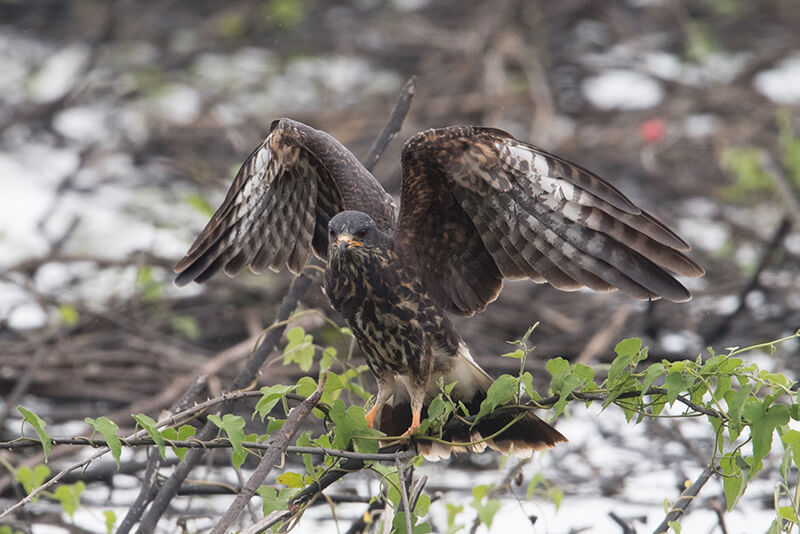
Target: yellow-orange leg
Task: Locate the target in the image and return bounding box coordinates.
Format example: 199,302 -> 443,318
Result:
400,409 -> 421,437
365,403 -> 380,428
400,381 -> 425,437
365,375 -> 395,429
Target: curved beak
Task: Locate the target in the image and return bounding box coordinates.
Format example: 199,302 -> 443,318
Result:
334,234 -> 363,252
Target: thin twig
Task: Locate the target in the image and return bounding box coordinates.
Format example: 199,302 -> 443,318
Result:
211,374 -> 327,534
290,444 -> 407,509
0,347 -> 48,432
240,510 -> 292,534
651,465 -> 715,534
363,76 -> 417,173
135,264 -> 322,533
703,216 -> 791,344
1,438 -> 413,462
609,511 -> 637,534
117,376 -> 208,534
395,457 -> 413,534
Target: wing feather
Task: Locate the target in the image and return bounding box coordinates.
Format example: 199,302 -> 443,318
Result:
174,118 -> 395,286
396,126 -> 703,314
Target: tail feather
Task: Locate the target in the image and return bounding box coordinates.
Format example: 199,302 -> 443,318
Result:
377,343 -> 567,461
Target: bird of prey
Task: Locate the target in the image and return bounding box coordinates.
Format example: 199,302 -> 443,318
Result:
174,118 -> 703,458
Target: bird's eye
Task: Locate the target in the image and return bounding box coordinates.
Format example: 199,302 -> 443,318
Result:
354,229 -> 368,239
329,229 -> 336,238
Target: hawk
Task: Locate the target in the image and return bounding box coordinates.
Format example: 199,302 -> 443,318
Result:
174,119 -> 703,459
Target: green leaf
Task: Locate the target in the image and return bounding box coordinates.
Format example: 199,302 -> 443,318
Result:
320,346 -> 337,371
296,431 -> 316,480
54,481 -> 85,518
283,326 -> 315,371
724,383 -> 753,441
473,498 -> 501,528
104,510 -> 116,534
185,192 -> 216,217
546,357 -> 570,393
266,0 -> 308,29
607,339 -> 645,390
136,266 -> 164,302
767,520 -> 781,534
721,453 -> 749,510
254,384 -> 297,421
550,363 -> 592,416
295,376 -> 317,397
276,471 -> 304,488
476,374 -> 518,421
642,363 -> 666,394
501,349 -> 525,360
445,503 -> 465,534
162,424 -> 196,461
549,487 -> 563,511
392,512 -> 432,534
132,413 -> 166,460
208,414 -> 248,469
720,147 -> 773,201
266,417 -> 285,434
16,464 -> 50,498
615,338 -> 642,359
782,429 -> 800,468
415,493 -> 431,516
665,372 -> 692,406
58,303 -> 80,326
744,401 -> 790,466
321,372 -> 344,405
18,407 -> 52,461
520,371 -> 535,400
257,486 -> 292,516
330,401 -> 379,452
85,416 -> 122,467
668,520 -> 682,533
778,506 -> 799,523
170,315 -> 200,340
713,373 -> 732,401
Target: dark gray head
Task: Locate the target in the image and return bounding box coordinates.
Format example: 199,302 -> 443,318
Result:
328,211 -> 384,253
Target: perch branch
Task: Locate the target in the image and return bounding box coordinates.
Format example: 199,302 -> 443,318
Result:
210,374 -> 326,534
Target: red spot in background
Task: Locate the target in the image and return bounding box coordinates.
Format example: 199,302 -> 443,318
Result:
641,118 -> 665,144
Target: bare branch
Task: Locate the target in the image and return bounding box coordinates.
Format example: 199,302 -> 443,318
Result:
117,377 -> 208,534
212,374 -> 327,534
396,456 -> 413,534
363,76 -> 417,173
651,465 -> 715,534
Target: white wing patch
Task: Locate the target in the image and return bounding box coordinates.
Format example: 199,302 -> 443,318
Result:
506,144 -> 576,202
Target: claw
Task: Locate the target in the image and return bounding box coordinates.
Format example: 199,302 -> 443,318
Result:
400,409 -> 422,438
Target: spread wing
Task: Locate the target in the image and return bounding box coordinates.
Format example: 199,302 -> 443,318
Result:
395,126 -> 704,315
174,118 -> 396,286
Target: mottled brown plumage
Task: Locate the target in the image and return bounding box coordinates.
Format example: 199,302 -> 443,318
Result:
175,118 -> 703,459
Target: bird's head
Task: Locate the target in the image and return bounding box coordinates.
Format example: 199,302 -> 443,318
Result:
328,211 -> 385,258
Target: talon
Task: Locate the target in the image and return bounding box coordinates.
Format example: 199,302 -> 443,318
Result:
400,409 -> 422,438
400,424 -> 419,438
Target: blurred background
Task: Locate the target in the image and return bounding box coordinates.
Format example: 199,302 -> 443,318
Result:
1,0 -> 800,532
